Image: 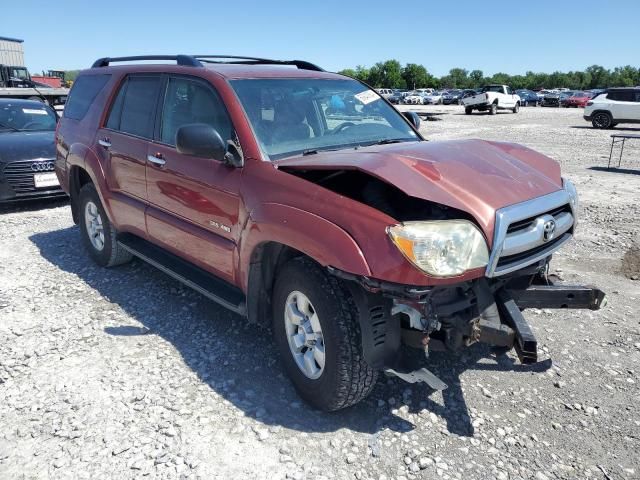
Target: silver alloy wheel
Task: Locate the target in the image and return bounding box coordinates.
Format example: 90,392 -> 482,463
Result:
84,201 -> 105,251
284,291 -> 325,379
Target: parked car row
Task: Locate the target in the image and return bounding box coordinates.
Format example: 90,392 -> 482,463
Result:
379,87 -> 610,110
385,88 -> 476,105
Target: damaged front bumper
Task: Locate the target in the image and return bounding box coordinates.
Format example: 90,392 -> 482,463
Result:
330,266 -> 606,390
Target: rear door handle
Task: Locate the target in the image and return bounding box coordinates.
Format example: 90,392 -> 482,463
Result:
147,153 -> 166,166
98,138 -> 111,148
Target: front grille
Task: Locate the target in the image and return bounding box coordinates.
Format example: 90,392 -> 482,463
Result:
3,160 -> 57,194
496,233 -> 568,268
486,191 -> 575,277
506,204 -> 572,234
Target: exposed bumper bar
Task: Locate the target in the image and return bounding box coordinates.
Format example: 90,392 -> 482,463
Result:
508,284 -> 606,310
496,290 -> 539,364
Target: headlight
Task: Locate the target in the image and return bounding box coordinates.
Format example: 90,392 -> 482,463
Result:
387,220 -> 489,277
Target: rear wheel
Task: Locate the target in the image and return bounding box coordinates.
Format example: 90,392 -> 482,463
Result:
272,257 -> 377,411
78,183 -> 132,267
513,102 -> 520,113
489,103 -> 497,115
592,112 -> 613,129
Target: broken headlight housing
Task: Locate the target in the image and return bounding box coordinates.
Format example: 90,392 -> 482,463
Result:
387,220 -> 489,277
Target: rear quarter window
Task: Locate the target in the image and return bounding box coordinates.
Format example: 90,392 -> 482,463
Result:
607,90 -> 635,102
63,74 -> 111,120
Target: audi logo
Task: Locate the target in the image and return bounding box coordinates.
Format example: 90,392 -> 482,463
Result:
31,162 -> 55,172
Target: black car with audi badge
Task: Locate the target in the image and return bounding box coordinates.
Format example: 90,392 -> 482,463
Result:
0,99 -> 66,203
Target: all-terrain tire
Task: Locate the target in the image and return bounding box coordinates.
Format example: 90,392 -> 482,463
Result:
592,111 -> 613,129
489,103 -> 497,115
78,183 -> 132,267
272,257 -> 377,411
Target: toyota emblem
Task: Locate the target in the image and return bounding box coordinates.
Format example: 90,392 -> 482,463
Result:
542,219 -> 556,242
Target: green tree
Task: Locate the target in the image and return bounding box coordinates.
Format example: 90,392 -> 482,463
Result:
610,65 -> 638,87
441,68 -> 469,88
585,65 -> 610,88
489,72 -> 510,85
402,63 -> 429,89
368,60 -> 404,88
338,68 -> 357,78
469,70 -> 484,87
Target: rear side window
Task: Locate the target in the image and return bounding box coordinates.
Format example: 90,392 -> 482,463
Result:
607,90 -> 635,102
63,74 -> 110,120
106,75 -> 161,139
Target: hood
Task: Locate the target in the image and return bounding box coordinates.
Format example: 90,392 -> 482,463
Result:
0,131 -> 55,163
276,139 -> 562,235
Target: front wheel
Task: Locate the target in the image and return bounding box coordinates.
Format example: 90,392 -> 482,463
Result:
272,257 -> 377,411
592,112 -> 613,129
465,107 -> 473,115
78,183 -> 132,267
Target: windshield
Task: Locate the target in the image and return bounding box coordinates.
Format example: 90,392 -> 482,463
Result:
9,68 -> 29,80
481,85 -> 504,93
231,78 -> 419,160
0,102 -> 57,131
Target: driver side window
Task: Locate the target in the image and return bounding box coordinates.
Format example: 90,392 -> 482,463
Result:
160,77 -> 232,146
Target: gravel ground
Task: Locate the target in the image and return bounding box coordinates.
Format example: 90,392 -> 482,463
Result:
1,105 -> 639,480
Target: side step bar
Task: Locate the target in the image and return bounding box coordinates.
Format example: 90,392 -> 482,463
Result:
117,234 -> 247,316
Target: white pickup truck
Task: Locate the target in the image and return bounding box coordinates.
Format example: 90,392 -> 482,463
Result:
462,85 -> 521,115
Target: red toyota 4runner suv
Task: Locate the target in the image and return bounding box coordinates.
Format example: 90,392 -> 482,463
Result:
55,55 -> 605,411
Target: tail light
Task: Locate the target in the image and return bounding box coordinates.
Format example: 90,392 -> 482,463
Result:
586,101 -> 593,106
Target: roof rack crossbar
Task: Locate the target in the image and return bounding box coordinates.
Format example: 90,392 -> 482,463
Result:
91,55 -> 202,68
193,55 -> 324,72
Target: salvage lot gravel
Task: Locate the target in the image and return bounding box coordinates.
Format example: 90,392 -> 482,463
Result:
1,106 -> 639,480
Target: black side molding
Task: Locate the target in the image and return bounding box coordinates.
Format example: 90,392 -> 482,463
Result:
117,233 -> 246,316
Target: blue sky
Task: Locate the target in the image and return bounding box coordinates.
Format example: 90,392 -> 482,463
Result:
3,0 -> 639,76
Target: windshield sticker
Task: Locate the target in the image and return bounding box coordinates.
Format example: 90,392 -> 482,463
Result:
23,108 -> 47,115
354,90 -> 379,105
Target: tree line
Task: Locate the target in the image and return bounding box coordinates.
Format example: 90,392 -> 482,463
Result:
338,60 -> 640,91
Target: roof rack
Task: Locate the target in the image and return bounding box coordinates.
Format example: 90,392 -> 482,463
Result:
90,54 -> 324,72
91,55 -> 203,68
193,55 -> 324,72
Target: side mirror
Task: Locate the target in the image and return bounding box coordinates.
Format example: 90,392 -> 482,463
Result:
402,111 -> 421,130
176,124 -> 227,162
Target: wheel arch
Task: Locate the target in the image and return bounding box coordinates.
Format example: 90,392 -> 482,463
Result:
240,204 -> 373,325
68,165 -> 94,224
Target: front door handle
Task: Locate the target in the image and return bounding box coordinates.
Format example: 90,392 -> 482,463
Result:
147,153 -> 166,166
98,138 -> 111,148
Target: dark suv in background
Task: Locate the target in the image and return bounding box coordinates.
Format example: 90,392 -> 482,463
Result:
0,99 -> 65,203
